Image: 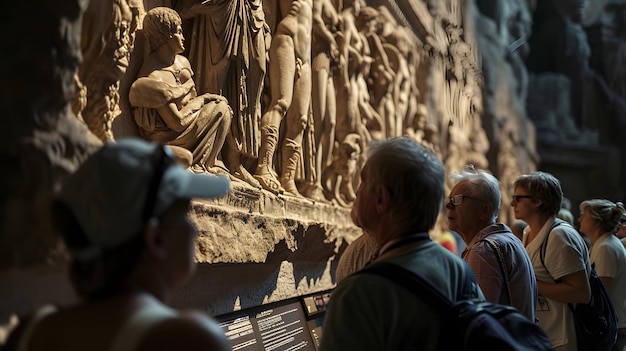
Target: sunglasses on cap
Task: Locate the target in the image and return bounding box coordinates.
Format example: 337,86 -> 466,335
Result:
142,145 -> 176,222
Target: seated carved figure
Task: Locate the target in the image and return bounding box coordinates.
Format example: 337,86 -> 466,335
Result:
129,7 -> 232,172
322,133 -> 361,207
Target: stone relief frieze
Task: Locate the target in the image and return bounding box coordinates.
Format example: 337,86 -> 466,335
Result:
5,0 -> 626,339
69,0 -> 493,211
73,0 -> 144,141
129,7 -> 232,172
5,0 -> 624,274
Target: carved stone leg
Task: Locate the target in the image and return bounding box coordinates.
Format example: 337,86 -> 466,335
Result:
280,138 -> 304,198
339,176 -> 357,203
225,141 -> 261,189
254,125 -> 284,194
299,181 -> 327,202
166,145 -> 193,169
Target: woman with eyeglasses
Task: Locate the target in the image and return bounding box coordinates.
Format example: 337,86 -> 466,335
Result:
578,199 -> 626,351
511,171 -> 592,351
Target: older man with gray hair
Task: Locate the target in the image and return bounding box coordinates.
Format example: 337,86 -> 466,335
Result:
321,137 -> 483,351
446,164 -> 537,321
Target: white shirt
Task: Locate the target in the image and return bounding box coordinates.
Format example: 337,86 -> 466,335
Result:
523,217 -> 590,350
590,233 -> 626,329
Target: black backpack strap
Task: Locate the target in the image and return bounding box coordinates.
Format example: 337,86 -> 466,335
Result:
481,237 -> 512,305
356,262 -> 454,312
539,219 -> 582,312
539,219 -> 565,280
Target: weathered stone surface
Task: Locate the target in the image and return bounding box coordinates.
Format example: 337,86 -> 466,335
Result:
2,0 -> 626,344
0,0 -> 100,271
178,186 -> 359,315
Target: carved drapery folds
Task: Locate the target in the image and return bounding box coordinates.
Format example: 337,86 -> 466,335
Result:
71,0 -> 498,210
67,0 -> 626,240
74,0 -> 144,141
7,2 -> 626,344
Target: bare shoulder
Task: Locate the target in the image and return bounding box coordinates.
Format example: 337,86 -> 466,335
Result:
174,55 -> 192,70
137,311 -> 231,351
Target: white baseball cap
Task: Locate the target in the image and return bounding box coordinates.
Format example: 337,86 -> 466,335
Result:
59,138 -> 230,249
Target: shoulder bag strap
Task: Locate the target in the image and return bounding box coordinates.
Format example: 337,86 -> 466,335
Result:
16,305 -> 57,351
539,220 -> 563,279
481,237 -> 512,305
538,220 -> 579,312
357,262 -> 454,313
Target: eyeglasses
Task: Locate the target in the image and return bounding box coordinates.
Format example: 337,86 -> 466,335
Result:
511,195 -> 534,202
142,145 -> 176,222
446,194 -> 487,207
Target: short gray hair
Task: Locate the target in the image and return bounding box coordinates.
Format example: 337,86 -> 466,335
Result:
364,136 -> 445,232
449,164 -> 501,222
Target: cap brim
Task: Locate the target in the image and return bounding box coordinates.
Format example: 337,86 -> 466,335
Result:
166,166 -> 231,200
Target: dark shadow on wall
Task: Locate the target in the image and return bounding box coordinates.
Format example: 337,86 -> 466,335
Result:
172,225 -> 340,316
172,261 -> 282,316
290,224 -> 339,288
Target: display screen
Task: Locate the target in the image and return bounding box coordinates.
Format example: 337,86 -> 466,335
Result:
216,290 -> 332,351
301,291 -> 331,317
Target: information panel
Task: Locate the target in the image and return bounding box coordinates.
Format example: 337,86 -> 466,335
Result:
216,290 -> 332,351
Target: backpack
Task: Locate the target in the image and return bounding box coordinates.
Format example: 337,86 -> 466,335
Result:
358,261 -> 553,351
540,219 -> 618,351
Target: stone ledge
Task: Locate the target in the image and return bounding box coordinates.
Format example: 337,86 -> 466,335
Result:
182,181 -> 362,315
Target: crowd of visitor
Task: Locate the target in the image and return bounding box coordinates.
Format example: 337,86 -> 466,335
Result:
2,135 -> 625,351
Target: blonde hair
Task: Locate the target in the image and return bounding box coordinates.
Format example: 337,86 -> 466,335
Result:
579,199 -> 626,234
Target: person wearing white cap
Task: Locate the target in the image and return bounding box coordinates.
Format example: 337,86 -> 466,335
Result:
3,138 -> 231,351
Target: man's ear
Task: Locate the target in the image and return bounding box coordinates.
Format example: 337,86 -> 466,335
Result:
375,184 -> 391,213
480,202 -> 493,220
144,218 -> 167,259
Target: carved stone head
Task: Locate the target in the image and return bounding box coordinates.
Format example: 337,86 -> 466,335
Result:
143,7 -> 182,52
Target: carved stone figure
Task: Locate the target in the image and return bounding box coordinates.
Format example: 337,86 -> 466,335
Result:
334,2 -> 383,148
129,7 -> 232,172
253,0 -> 313,197
407,103 -> 441,156
423,121 -> 442,157
446,24 -> 481,123
322,133 -> 361,207
382,31 -> 412,139
305,0 -> 340,200
6,0 -> 626,341
74,0 -> 144,141
333,15 -> 362,145
173,0 -> 268,188
357,7 -> 397,138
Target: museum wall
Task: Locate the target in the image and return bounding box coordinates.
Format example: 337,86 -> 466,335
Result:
1,0 -> 625,343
